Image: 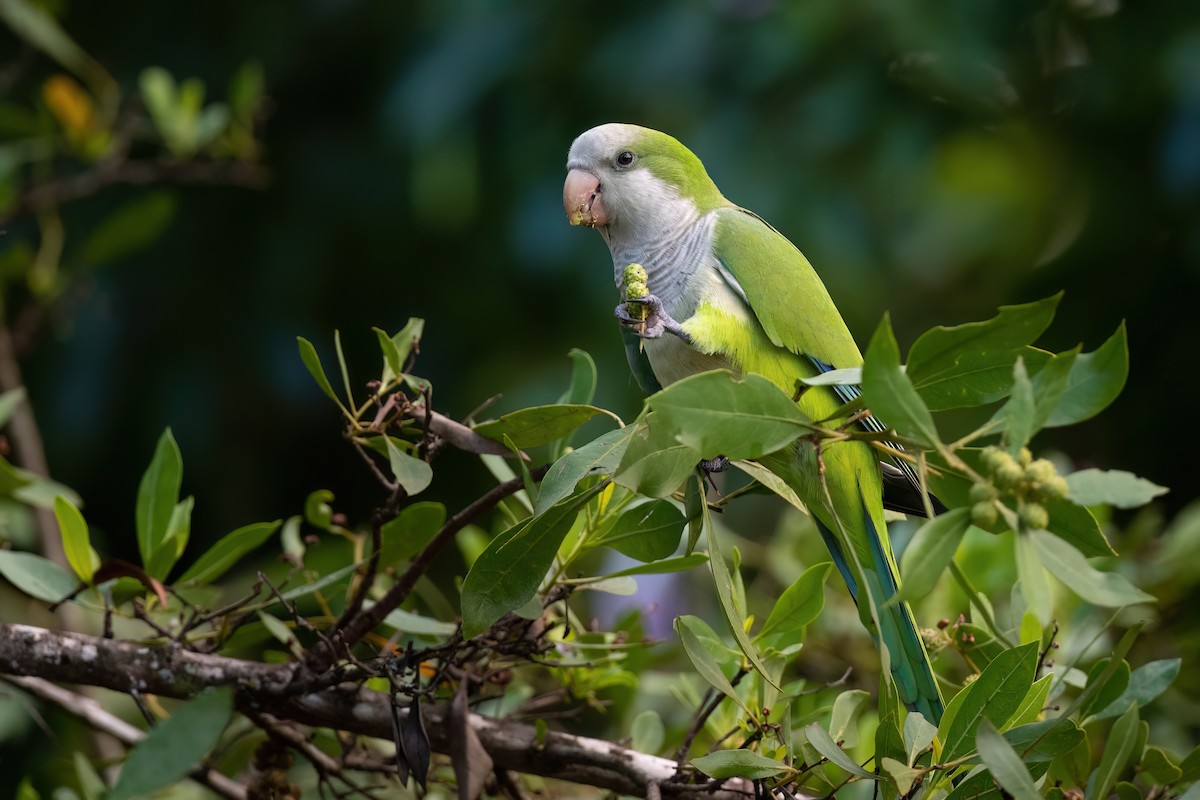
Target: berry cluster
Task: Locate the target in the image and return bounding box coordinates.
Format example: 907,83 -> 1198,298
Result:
623,262 -> 649,319
970,445 -> 1069,531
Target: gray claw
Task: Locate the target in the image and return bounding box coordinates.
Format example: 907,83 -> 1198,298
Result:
613,292 -> 690,343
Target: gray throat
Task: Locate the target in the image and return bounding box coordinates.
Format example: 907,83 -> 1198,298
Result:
604,212 -> 716,311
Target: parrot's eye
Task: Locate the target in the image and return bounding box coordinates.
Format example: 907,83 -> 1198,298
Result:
615,151 -> 636,168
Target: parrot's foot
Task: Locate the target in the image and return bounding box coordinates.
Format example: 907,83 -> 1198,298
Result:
699,456 -> 729,474
614,294 -> 691,342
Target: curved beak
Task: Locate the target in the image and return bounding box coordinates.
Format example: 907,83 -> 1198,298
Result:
563,168 -> 607,227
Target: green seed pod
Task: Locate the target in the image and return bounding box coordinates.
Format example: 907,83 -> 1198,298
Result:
1020,501 -> 1049,531
1024,458 -> 1058,485
981,445 -> 1007,474
1043,475 -> 1069,502
972,501 -> 998,528
1018,446 -> 1033,467
969,481 -> 998,503
994,458 -> 1024,491
623,263 -> 648,287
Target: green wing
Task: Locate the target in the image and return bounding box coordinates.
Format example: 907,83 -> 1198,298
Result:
712,207 -> 863,370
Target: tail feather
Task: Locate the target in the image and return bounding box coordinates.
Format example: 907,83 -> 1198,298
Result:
815,512 -> 945,724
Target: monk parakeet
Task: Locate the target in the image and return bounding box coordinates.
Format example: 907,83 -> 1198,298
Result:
563,123 -> 944,722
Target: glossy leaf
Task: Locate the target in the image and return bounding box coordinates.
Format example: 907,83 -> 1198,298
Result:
0,387 -> 25,428
1090,658 -> 1181,720
894,506 -> 970,603
675,615 -> 750,715
136,428 -> 182,575
384,437 -> 433,495
75,191 -> 176,266
1081,658 -> 1131,719
1030,529 -> 1154,607
460,481 -> 607,638
109,687 -> 233,800
707,518 -> 779,690
55,495 -> 94,584
1091,702 -> 1140,800
862,314 -> 940,448
1003,718 -> 1086,762
904,711 -> 938,766
646,370 -> 810,460
691,750 -> 791,780
175,520 -> 281,586
630,710 -> 664,755
0,550 -> 77,603
602,553 -> 708,579
1002,356 -> 1035,454
756,561 -> 831,642
614,416 -> 701,498
939,641 -> 1038,762
378,501 -> 446,567
804,722 -> 876,778
1044,323 -> 1129,427
1015,531 -> 1051,625
1066,469 -> 1168,509
1008,673 -> 1053,727
296,336 -> 344,408
474,404 -> 614,448
597,499 -> 685,562
145,496 -> 193,581
536,426 -> 634,515
906,295 -> 1061,411
976,719 -> 1041,800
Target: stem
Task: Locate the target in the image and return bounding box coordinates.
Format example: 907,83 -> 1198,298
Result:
948,562 -> 1015,649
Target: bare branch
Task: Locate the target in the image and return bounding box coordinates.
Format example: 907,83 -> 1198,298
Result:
407,406 -> 518,457
0,622 -> 806,799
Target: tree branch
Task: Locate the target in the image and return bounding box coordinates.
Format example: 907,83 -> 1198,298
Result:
0,622 -> 790,799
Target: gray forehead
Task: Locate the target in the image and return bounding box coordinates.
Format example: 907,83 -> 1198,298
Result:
567,123 -> 634,165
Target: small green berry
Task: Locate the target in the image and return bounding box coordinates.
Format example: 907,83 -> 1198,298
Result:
1020,501 -> 1049,531
1017,446 -> 1033,467
1024,458 -> 1057,484
981,445 -> 1007,473
994,458 -> 1024,490
1043,475 -> 1069,502
625,280 -> 648,319
972,501 -> 998,528
969,481 -> 998,503
920,627 -> 947,654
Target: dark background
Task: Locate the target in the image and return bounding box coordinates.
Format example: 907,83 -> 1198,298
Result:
5,0 -> 1198,562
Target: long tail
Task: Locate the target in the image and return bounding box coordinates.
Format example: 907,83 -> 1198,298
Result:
815,510 -> 944,724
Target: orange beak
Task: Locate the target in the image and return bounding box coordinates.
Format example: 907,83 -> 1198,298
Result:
563,168 -> 607,227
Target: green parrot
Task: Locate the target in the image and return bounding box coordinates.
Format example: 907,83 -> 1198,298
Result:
563,123 -> 945,723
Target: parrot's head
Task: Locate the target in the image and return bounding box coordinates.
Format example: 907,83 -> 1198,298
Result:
563,123 -> 726,243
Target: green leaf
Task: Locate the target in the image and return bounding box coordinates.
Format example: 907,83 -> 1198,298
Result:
378,606 -> 457,638
614,416 -> 701,498
278,561 -> 359,602
904,711 -> 938,766
732,460 -> 807,513
646,370 -> 810,460
881,757 -> 922,795
976,719 -> 1041,800
691,750 -> 791,780
557,348 -> 597,406
1090,658 -> 1181,720
1044,496 -> 1114,557
296,336 -> 345,408
0,0 -> 106,90
1003,718 -> 1085,762
756,561 -> 831,642
707,519 -> 779,691
1065,469 -> 1168,509
136,428 -> 182,575
1181,743 -> 1200,784
830,689 -> 870,748
939,641 -> 1038,762
1015,531 -> 1051,625
1008,673 -> 1053,727
0,387 -> 26,428
1045,323 -> 1129,427
474,404 -> 615,449
536,426 -> 634,515
55,495 -> 94,584
1030,529 -> 1154,607
0,550 -> 77,602
804,722 -> 876,778
1091,702 -> 1139,800
862,314 -> 940,448
596,499 -> 685,562
380,318 -> 424,385
906,295 -> 1061,411
383,437 -> 433,495
1002,357 -> 1036,454
895,507 -> 970,603
602,553 -> 708,578
74,191 -> 176,267
675,615 -> 750,715
145,496 -> 193,581
373,326 -> 405,384
378,502 -> 446,567
1081,658 -> 1131,720
175,520 -> 281,586
108,687 -> 233,800
1141,746 -> 1182,784
460,481 -> 607,638
630,710 -> 664,755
